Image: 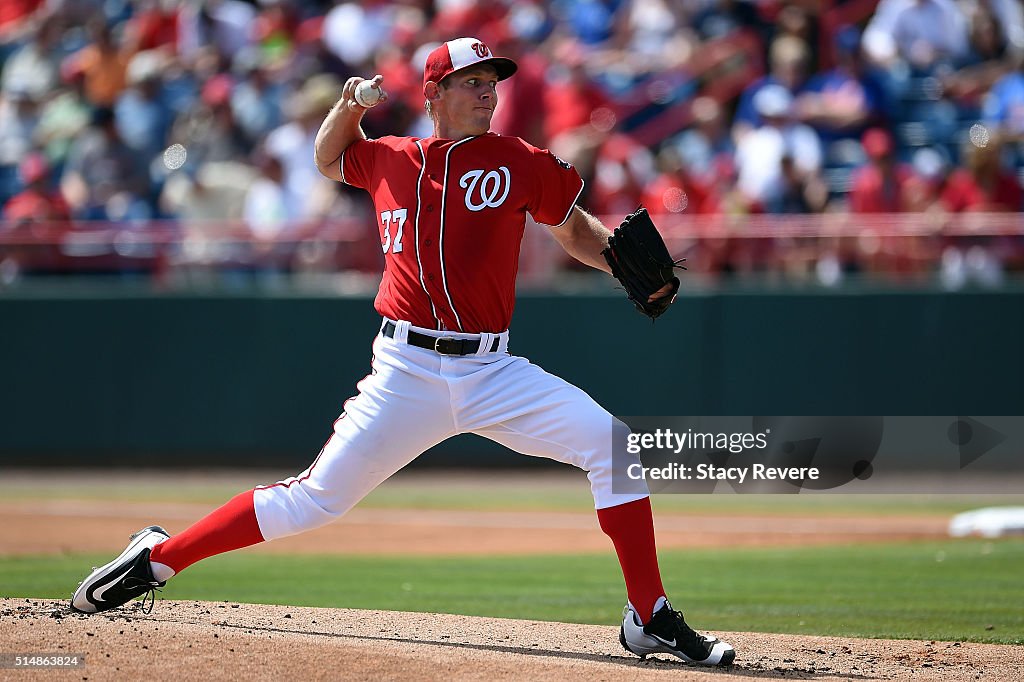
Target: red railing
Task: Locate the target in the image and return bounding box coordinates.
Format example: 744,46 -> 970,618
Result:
2,214 -> 1021,283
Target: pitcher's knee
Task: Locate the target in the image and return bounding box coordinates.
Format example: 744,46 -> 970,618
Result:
575,417 -> 631,469
253,481 -> 347,541
580,418 -> 648,508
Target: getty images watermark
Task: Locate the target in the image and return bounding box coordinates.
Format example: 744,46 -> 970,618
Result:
611,417 -> 1024,494
624,428 -> 814,485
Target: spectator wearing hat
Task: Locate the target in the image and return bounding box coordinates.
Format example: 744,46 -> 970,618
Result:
733,35 -> 813,141
849,128 -> 919,213
3,152 -> 70,222
734,84 -> 823,212
1,151 -> 69,275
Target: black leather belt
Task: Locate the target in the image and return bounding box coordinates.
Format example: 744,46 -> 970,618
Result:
381,320 -> 500,355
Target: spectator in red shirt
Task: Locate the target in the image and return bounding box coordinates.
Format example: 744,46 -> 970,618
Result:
543,41 -> 608,144
2,152 -> 69,222
2,152 -> 69,273
642,146 -> 720,216
589,134 -> 651,217
849,128 -> 918,212
939,135 -> 1023,212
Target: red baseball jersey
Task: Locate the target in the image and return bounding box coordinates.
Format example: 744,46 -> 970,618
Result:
341,133 -> 584,333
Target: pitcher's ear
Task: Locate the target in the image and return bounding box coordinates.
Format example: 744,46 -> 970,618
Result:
424,81 -> 441,101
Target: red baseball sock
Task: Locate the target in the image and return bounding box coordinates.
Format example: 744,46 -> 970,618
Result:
597,496 -> 666,623
149,489 -> 264,575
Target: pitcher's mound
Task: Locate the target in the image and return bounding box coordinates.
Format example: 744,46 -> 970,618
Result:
2,599 -> 1020,680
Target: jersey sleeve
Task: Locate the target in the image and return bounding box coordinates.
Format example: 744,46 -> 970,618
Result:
525,145 -> 585,227
339,138 -> 380,189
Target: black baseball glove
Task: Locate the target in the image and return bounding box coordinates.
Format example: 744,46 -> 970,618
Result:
601,207 -> 685,320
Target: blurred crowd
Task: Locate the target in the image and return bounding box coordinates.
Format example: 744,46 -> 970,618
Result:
1,0 -> 1023,282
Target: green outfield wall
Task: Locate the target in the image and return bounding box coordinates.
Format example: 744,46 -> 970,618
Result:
1,288 -> 1022,467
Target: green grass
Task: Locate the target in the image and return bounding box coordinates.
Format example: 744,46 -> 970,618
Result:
3,470 -> 1022,516
7,539 -> 1022,645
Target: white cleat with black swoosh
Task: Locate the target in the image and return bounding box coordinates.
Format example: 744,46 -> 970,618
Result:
620,599 -> 736,666
71,526 -> 169,613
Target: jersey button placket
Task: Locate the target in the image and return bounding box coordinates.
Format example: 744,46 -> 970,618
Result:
422,149 -> 452,329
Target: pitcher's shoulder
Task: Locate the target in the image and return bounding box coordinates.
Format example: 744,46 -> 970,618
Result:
478,133 -> 560,161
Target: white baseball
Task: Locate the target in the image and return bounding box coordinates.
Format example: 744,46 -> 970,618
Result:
354,80 -> 382,108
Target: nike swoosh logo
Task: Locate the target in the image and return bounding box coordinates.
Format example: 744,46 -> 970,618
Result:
651,634 -> 677,648
90,563 -> 135,605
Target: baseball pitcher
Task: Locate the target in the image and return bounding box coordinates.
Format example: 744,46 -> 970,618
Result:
72,38 -> 734,667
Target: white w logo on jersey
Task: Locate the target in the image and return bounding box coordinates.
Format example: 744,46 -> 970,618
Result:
459,167 -> 511,212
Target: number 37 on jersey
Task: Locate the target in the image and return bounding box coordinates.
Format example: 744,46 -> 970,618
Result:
380,208 -> 407,254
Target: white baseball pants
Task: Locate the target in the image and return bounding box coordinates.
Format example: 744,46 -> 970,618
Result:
253,319 -> 648,541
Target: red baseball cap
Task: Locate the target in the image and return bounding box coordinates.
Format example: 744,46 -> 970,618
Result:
20,152 -> 49,184
862,128 -> 893,159
422,37 -> 517,89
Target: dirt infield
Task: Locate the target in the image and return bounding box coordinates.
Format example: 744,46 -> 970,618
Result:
3,471 -> 1021,679
0,497 -> 950,556
2,469 -> 1015,558
4,599 -> 1021,681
